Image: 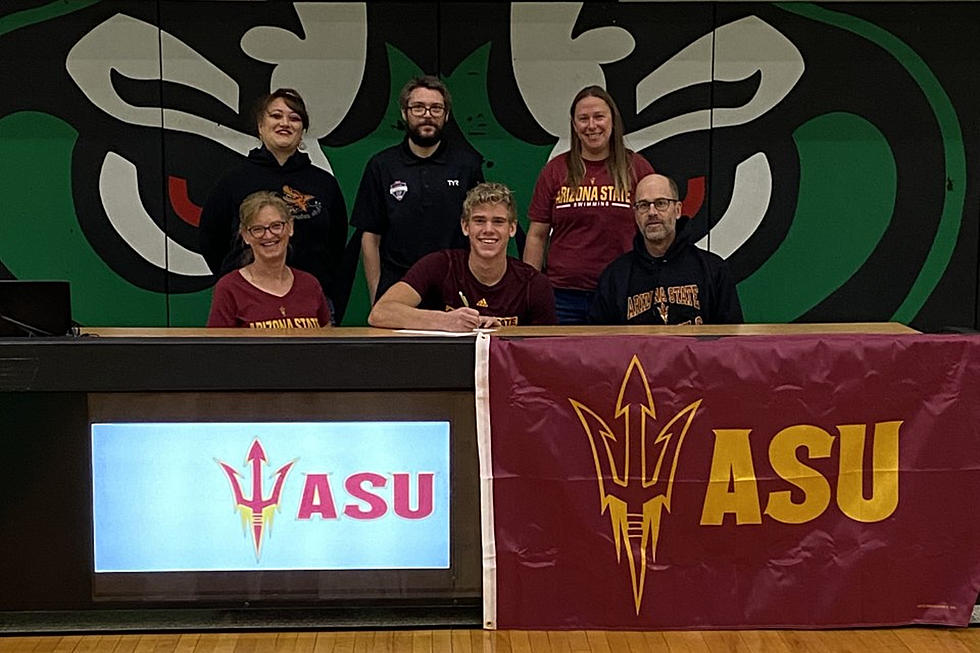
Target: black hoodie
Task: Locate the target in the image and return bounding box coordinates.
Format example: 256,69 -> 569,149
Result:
588,217 -> 743,325
199,146 -> 348,308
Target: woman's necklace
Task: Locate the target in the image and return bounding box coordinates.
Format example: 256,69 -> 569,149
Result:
245,265 -> 290,285
244,266 -> 292,316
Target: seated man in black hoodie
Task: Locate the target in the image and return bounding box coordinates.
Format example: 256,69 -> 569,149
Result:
588,173 -> 743,325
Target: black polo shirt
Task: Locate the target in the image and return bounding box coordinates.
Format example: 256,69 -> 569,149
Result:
351,138 -> 484,295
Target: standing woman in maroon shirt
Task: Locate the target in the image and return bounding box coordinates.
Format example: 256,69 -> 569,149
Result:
207,192 -> 331,329
523,86 -> 654,324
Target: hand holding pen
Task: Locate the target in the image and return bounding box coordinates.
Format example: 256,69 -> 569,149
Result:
444,292 -> 500,331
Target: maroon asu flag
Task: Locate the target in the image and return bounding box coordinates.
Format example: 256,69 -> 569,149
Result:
476,333 -> 980,629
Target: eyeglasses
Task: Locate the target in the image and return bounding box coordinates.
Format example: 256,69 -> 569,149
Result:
406,103 -> 446,117
246,221 -> 288,238
634,198 -> 680,213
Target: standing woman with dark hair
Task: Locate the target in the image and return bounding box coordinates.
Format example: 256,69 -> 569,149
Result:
199,88 -> 348,322
523,86 -> 654,324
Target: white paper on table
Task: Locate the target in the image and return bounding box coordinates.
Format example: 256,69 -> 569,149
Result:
395,328 -> 497,336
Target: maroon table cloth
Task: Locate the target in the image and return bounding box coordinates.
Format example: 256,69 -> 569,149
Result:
477,333 -> 980,629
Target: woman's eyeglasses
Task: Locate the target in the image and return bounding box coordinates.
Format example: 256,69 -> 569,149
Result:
246,221 -> 288,238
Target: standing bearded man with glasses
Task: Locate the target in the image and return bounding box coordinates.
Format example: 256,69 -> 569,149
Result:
352,75 -> 485,304
588,174 -> 743,325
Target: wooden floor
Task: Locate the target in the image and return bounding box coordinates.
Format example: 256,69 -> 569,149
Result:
0,628 -> 978,653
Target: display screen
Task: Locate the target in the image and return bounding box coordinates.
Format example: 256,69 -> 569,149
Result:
92,421 -> 450,573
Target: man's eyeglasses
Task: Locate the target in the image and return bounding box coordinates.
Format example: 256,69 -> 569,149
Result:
634,198 -> 680,213
246,221 -> 288,238
406,103 -> 446,117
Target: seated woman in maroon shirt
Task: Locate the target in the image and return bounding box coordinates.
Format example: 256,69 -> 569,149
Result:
368,182 -> 556,331
207,191 -> 331,328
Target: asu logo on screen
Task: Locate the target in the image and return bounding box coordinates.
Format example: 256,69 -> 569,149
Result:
216,437 -> 437,562
570,356 -> 902,615
216,439 -> 296,561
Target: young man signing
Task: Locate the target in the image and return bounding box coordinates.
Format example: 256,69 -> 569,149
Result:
369,182 -> 556,331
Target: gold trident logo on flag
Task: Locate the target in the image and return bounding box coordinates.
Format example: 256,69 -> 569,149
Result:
570,355 -> 701,614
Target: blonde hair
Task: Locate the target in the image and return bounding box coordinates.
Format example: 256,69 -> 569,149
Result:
566,86 -> 634,194
461,182 -> 517,224
239,191 -> 291,229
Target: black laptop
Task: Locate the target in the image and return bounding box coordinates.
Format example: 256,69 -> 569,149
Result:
0,280 -> 72,337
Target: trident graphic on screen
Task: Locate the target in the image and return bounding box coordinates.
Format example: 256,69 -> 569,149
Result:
570,356 -> 701,614
216,439 -> 296,560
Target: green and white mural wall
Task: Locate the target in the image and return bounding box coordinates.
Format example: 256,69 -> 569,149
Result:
1,1 -> 977,330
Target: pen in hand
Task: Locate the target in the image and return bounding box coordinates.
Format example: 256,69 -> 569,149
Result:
456,291 -> 494,329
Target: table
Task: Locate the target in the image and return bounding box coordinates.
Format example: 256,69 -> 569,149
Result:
7,322 -> 959,632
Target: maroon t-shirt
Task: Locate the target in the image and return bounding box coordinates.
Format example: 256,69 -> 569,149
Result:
400,249 -> 556,326
528,152 -> 654,291
207,267 -> 331,328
